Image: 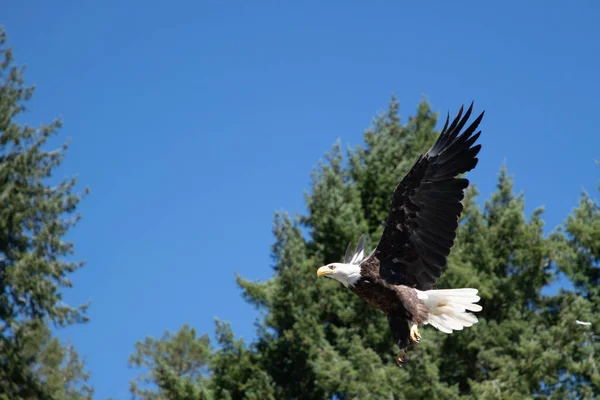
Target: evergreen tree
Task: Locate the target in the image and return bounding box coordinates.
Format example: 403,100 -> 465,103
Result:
129,324 -> 213,400
0,27 -> 91,399
129,97 -> 598,399
542,169 -> 600,398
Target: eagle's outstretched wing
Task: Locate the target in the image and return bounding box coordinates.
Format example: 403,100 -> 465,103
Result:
364,103 -> 484,290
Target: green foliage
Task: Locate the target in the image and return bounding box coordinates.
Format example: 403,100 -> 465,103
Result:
0,321 -> 92,400
546,176 -> 600,396
210,320 -> 276,400
129,324 -> 213,400
130,97 -> 599,398
0,27 -> 91,399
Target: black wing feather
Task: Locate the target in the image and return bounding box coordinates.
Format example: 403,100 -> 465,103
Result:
366,102 -> 484,290
343,241 -> 353,264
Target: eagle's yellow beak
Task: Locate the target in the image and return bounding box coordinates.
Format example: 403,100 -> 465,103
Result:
317,266 -> 332,277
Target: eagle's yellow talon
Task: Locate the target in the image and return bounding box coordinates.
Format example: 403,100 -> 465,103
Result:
396,353 -> 404,367
410,323 -> 421,343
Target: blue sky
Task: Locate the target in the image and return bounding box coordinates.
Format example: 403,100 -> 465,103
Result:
3,1 -> 599,398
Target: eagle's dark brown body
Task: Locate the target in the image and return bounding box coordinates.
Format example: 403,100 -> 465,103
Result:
350,255 -> 429,324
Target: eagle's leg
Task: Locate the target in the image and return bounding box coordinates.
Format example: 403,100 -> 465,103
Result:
387,315 -> 411,368
409,323 -> 421,343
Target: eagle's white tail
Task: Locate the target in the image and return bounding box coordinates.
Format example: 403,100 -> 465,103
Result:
416,288 -> 482,334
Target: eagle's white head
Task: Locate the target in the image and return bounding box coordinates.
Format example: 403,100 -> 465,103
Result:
316,234 -> 367,287
317,262 -> 362,287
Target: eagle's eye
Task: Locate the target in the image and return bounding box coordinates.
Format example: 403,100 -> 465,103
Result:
329,264 -> 336,270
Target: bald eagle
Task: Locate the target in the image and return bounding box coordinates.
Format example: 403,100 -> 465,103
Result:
317,103 -> 484,366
